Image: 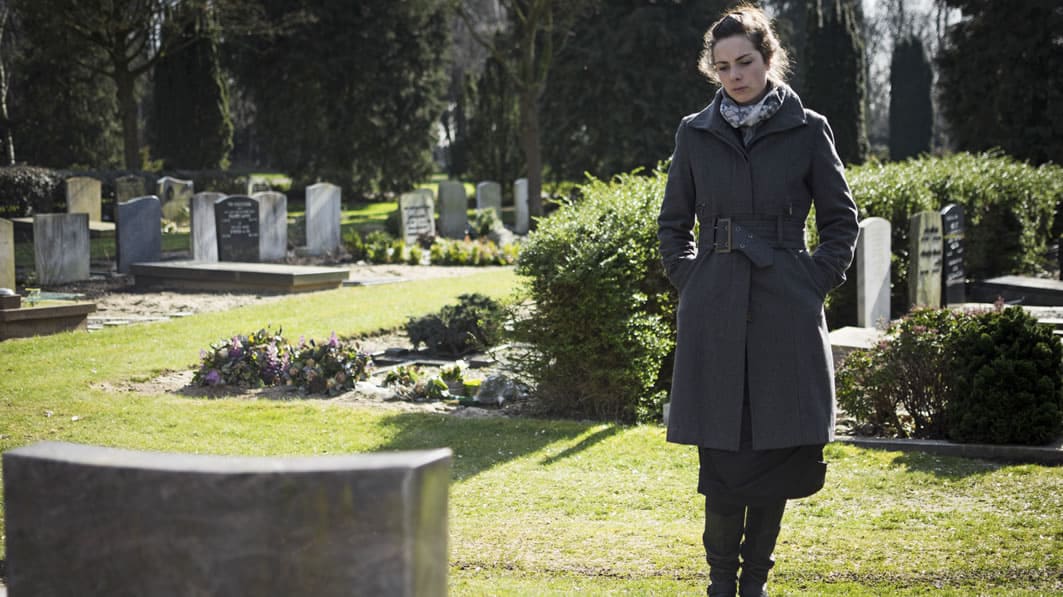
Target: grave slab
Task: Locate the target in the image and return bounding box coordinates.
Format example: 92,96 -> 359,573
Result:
254,191 -> 288,261
0,302 -> 96,339
306,183 -> 342,256
157,176 -> 194,223
968,275 -> 1063,307
3,441 -> 451,597
399,192 -> 436,246
941,204 -> 966,305
828,325 -> 885,368
437,181 -> 467,239
514,178 -> 529,234
475,181 -> 502,220
908,210 -> 943,309
116,196 -> 162,274
130,261 -> 349,293
66,176 -> 102,222
192,192 -> 225,262
856,217 -> 891,328
215,195 -> 260,262
0,218 -> 13,289
33,213 -> 90,284
115,175 -> 146,204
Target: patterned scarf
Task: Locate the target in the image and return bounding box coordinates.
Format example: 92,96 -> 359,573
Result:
719,84 -> 784,145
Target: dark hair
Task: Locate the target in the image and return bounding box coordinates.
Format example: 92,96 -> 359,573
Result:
698,3 -> 790,85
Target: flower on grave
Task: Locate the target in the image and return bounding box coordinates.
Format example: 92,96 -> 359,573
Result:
329,331 -> 339,348
204,369 -> 221,385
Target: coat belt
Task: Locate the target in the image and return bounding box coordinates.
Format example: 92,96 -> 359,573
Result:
710,215 -> 806,268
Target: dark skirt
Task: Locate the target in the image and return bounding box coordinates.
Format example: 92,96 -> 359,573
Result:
698,394 -> 827,508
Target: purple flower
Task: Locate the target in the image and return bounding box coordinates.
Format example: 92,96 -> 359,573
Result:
205,369 -> 222,385
329,331 -> 339,348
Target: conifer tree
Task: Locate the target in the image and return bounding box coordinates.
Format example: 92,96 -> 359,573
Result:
888,34 -> 933,161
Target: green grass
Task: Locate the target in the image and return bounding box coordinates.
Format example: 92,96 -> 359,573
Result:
2,266 -> 1062,594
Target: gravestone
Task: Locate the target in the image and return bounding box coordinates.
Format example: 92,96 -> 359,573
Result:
514,178 -> 529,234
215,195 -> 260,262
856,217 -> 891,329
157,176 -> 194,223
437,180 -> 467,239
247,176 -> 272,195
116,196 -> 162,274
306,183 -> 342,256
1,218 -> 13,289
66,176 -> 102,222
34,213 -> 90,284
115,175 -> 146,204
253,191 -> 288,261
941,203 -> 966,305
3,441 -> 451,597
191,192 -> 226,262
476,181 -> 502,220
399,192 -> 436,246
908,210 -> 943,309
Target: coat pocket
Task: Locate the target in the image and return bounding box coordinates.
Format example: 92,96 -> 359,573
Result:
794,250 -> 829,299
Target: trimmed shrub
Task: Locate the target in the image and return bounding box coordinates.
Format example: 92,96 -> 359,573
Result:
0,166 -> 67,217
405,293 -> 506,356
513,169 -> 675,422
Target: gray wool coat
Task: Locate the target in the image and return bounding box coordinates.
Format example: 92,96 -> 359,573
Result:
657,85 -> 859,451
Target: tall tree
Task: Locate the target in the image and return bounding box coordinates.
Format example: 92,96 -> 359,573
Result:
804,0 -> 869,164
456,0 -> 593,222
889,34 -> 933,160
937,0 -> 1063,165
464,46 -> 523,187
149,3 -> 233,170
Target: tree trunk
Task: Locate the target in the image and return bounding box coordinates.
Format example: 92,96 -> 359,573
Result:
519,86 -> 543,222
0,8 -> 13,165
115,70 -> 140,169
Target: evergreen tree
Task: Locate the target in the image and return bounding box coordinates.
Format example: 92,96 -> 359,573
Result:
464,49 -> 523,188
937,0 -> 1062,165
888,34 -> 933,160
150,4 -> 233,170
803,0 -> 869,164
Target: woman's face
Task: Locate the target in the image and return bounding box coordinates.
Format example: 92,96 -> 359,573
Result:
712,35 -> 769,106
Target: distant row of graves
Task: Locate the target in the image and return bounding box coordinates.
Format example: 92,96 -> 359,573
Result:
0,174 -> 536,289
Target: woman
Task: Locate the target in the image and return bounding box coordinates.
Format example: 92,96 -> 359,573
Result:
657,5 -> 859,596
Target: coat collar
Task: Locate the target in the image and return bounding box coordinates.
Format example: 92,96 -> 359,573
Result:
686,83 -> 807,145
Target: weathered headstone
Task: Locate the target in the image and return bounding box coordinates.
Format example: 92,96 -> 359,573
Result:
856,217 -> 891,329
941,203 -> 966,305
0,218 -> 13,290
247,175 -> 272,195
475,181 -> 502,220
399,192 -> 436,246
115,175 -> 146,204
3,441 -> 451,597
33,213 -> 90,284
908,210 -> 943,309
306,182 -> 342,256
157,176 -> 194,223
254,191 -> 288,261
191,192 -> 226,262
437,180 -> 467,239
66,176 -> 102,222
514,178 -> 529,234
115,196 -> 162,274
215,195 -> 260,262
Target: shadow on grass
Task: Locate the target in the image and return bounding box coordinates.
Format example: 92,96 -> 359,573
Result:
889,450 -> 1006,479
371,411 -> 615,481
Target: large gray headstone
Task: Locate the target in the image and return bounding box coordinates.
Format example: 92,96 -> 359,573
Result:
254,191 -> 288,261
475,181 -> 502,220
3,441 -> 451,597
215,195 -> 260,262
1,217 -> 14,290
856,217 -> 891,329
514,177 -> 529,235
66,176 -> 102,222
437,181 -> 467,239
192,192 -> 226,262
115,175 -> 146,204
399,192 -> 436,246
116,196 -> 162,274
941,203 -> 966,305
33,213 -> 90,284
157,176 -> 195,223
306,182 -> 342,256
908,210 -> 943,309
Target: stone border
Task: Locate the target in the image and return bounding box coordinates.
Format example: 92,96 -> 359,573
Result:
835,435 -> 1063,465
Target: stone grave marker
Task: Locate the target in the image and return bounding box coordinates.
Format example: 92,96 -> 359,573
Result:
34,213 -> 90,284
476,181 -> 502,220
215,195 -> 260,262
437,180 -> 467,239
3,441 -> 451,597
306,182 -> 342,256
157,176 -> 194,223
247,175 -> 272,195
856,217 -> 891,329
908,210 -> 943,309
254,191 -> 288,261
116,196 -> 162,274
191,192 -> 225,262
941,203 -> 966,305
65,176 -> 102,222
514,177 -> 529,234
1,218 -> 13,289
399,192 -> 436,246
115,175 -> 146,204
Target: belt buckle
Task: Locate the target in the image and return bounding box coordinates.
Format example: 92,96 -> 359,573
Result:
715,218 -> 733,253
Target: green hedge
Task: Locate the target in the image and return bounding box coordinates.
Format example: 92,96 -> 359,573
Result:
819,152 -> 1063,327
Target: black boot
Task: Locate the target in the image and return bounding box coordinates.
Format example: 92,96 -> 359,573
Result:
703,501 -> 744,597
738,501 -> 786,597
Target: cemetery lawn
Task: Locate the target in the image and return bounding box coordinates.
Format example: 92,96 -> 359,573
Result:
0,270 -> 1061,594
